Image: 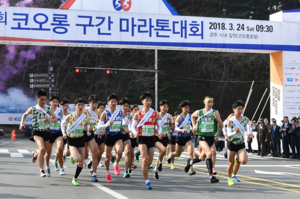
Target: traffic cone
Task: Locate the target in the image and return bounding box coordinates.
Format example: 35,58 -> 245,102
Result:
11,130 -> 17,141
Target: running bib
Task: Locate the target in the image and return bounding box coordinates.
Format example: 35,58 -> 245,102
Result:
109,121 -> 122,132
50,122 -> 61,130
72,126 -> 85,136
183,125 -> 191,131
161,125 -> 170,135
37,119 -> 50,130
142,125 -> 155,136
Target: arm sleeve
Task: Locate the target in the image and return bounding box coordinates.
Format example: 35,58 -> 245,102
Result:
247,122 -> 252,135
175,122 -> 182,132
122,117 -> 129,127
96,121 -> 108,130
222,119 -> 228,135
61,119 -> 68,134
227,128 -> 237,137
131,119 -> 138,135
157,120 -> 162,135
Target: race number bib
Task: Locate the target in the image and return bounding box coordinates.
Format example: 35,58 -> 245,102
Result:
37,119 -> 50,130
50,122 -> 60,130
142,125 -> 155,136
161,125 -> 170,135
109,121 -> 122,132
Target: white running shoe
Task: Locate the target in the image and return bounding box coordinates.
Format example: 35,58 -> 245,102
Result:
46,168 -> 51,177
162,156 -> 167,163
83,160 -> 87,167
99,161 -> 104,167
63,155 -> 66,163
32,151 -> 37,163
60,168 -> 65,175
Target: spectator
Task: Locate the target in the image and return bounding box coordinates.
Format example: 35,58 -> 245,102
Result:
289,118 -> 298,159
264,118 -> 271,154
270,119 -> 281,157
255,119 -> 261,155
259,119 -> 269,156
248,120 -> 256,155
280,120 -> 285,156
297,117 -> 300,160
281,116 -> 291,158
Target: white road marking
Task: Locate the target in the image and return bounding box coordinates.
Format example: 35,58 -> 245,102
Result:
17,149 -> 30,154
254,170 -> 300,176
0,149 -> 9,153
10,153 -> 24,158
92,184 -> 129,199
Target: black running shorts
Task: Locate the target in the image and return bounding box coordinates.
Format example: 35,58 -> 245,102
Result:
122,133 -> 130,142
130,138 -> 138,148
105,133 -> 122,147
49,131 -> 63,144
176,136 -> 191,147
67,136 -> 85,148
169,136 -> 176,145
95,134 -> 106,145
85,130 -> 95,143
153,136 -> 169,147
227,142 -> 245,152
33,130 -> 51,142
138,136 -> 155,149
199,136 -> 215,147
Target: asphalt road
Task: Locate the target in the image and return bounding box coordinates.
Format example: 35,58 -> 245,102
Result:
1,137 -> 300,199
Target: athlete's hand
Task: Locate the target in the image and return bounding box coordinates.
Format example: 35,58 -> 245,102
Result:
44,117 -> 51,123
215,137 -> 219,141
19,124 -> 25,132
192,126 -> 197,134
225,134 -> 228,141
171,116 -> 176,123
129,132 -> 134,138
158,134 -> 163,140
88,126 -> 92,132
235,128 -> 240,134
250,134 -> 254,138
182,129 -> 188,134
63,134 -> 67,140
213,112 -> 220,120
108,120 -> 113,127
101,130 -> 106,136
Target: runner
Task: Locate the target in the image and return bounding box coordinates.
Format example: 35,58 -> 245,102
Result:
96,93 -> 127,183
167,111 -> 180,170
191,96 -> 223,183
131,91 -> 162,189
45,95 -> 65,176
61,98 -> 90,186
226,100 -> 253,186
95,101 -> 106,168
61,99 -> 71,164
129,104 -> 139,172
167,100 -> 196,176
153,100 -> 174,179
19,89 -> 57,177
84,95 -> 101,182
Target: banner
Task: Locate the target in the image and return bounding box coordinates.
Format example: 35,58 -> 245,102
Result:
0,7 -> 300,53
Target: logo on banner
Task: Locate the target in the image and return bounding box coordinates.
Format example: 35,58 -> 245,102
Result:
287,78 -> 293,82
113,0 -> 132,11
8,117 -> 13,121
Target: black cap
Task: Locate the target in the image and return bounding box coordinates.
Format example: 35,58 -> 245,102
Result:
253,120 -> 257,123
258,119 -> 264,124
281,120 -> 284,122
272,119 -> 276,123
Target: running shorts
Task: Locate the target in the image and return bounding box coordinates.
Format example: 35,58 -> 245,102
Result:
199,136 -> 215,147
67,136 -> 85,148
153,136 -> 169,147
49,131 -> 63,144
227,142 -> 245,152
122,133 -> 130,142
169,136 -> 176,145
95,134 -> 106,145
130,138 -> 138,148
138,136 -> 155,149
105,133 -> 122,147
85,130 -> 95,143
176,136 -> 191,147
33,130 -> 51,142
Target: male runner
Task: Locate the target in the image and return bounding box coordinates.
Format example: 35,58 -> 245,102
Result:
45,95 -> 65,176
19,89 -> 57,177
61,98 -> 90,186
167,100 -> 195,176
153,100 -> 174,179
226,100 -> 253,186
96,93 -> 127,183
84,95 -> 101,182
96,101 -> 106,167
131,92 -> 162,189
61,99 -> 71,163
167,111 -> 180,170
129,104 -> 139,172
191,96 -> 223,183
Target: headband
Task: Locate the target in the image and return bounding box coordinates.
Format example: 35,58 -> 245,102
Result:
204,98 -> 214,102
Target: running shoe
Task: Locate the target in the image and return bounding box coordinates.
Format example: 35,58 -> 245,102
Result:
106,174 -> 112,183
123,172 -> 130,178
211,176 -> 219,183
135,152 -> 139,163
113,163 -> 120,175
32,151 -> 37,163
132,164 -> 137,170
232,175 -> 240,182
40,170 -> 46,177
83,160 -> 87,167
92,175 -> 98,182
184,159 -> 192,173
194,148 -> 199,158
162,156 -> 167,163
119,160 -> 122,165
188,169 -> 196,175
70,156 -> 75,164
87,158 -> 92,169
54,161 -> 59,171
128,169 -> 132,176
213,168 -> 217,175
148,165 -> 153,169
171,164 -> 175,170
60,168 -> 65,175
46,168 -> 51,177
110,154 -> 116,164
153,169 -> 159,180
72,178 -> 79,186
146,182 -> 152,189
90,170 -> 93,176
177,156 -> 181,161
63,155 -> 66,163
99,161 -> 104,167
157,162 -> 162,172
224,151 -> 228,159
228,178 -> 234,186
167,153 -> 172,164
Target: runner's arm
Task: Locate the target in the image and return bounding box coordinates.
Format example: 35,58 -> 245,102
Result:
96,111 -> 109,129
222,119 -> 228,135
19,107 -> 32,132
49,108 -> 58,123
61,115 -> 70,135
175,115 -> 183,132
246,118 -> 253,135
191,110 -> 199,129
169,114 -> 175,131
226,119 -> 238,137
214,112 -> 223,129
131,112 -> 139,135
